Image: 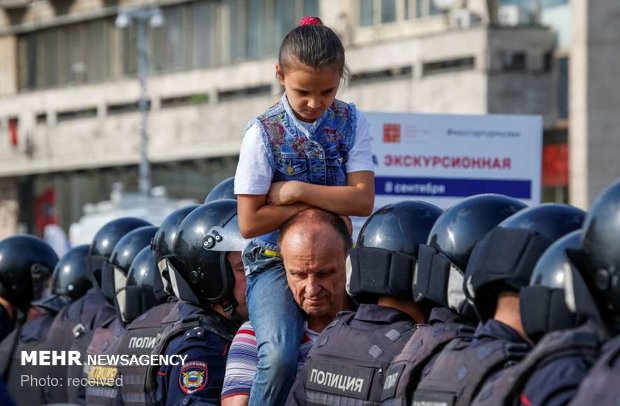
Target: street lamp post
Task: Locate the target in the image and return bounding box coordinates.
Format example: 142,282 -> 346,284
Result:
115,7 -> 164,197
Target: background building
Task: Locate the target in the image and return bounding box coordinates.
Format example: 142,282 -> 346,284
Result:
0,0 -> 617,238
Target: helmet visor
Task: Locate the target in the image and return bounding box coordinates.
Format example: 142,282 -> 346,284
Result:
114,266 -> 128,322
204,216 -> 247,252
157,258 -> 174,295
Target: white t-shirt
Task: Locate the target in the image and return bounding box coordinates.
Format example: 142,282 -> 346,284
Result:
234,109 -> 374,195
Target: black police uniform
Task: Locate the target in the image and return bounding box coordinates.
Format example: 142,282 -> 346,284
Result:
44,287 -> 116,404
0,379 -> 15,406
0,305 -> 14,343
115,298 -> 182,406
471,320 -> 603,406
2,296 -> 69,404
84,317 -> 126,406
381,307 -> 476,406
288,304 -> 416,405
567,334 -> 620,405
148,301 -> 239,406
412,319 -> 531,406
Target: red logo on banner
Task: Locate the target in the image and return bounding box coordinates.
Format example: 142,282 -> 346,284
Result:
383,123 -> 401,143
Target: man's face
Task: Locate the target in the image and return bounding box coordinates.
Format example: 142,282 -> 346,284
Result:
227,251 -> 248,319
281,232 -> 347,319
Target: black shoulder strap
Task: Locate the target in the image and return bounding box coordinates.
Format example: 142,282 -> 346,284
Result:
70,296 -> 90,339
499,327 -> 601,404
194,310 -> 239,342
465,341 -> 530,404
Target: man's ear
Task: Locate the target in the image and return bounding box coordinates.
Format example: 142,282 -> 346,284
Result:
340,215 -> 353,236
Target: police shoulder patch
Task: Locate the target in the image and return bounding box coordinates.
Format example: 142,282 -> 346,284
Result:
179,360 -> 209,394
185,326 -> 207,340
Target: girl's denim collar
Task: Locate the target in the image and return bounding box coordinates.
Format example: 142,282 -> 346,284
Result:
281,94 -> 329,139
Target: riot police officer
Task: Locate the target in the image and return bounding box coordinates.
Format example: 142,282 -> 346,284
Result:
152,205 -> 199,299
85,225 -> 158,405
148,199 -> 247,405
116,203 -> 201,406
3,243 -> 90,404
45,216 -> 151,404
567,180 -> 620,404
287,201 -> 441,405
472,230 -> 605,406
205,177 -> 236,203
382,194 -> 526,406
0,235 -> 57,343
413,203 -> 584,406
0,235 -> 58,402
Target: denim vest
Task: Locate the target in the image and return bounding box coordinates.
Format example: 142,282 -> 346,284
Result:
249,94 -> 357,251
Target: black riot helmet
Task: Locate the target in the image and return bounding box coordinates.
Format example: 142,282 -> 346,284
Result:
0,235 -> 58,312
89,217 -> 152,287
151,205 -> 199,296
51,244 -> 93,301
413,194 -> 527,318
120,247 -> 161,324
427,194 -> 527,271
108,226 -> 158,310
465,204 -> 585,322
347,201 -> 442,303
496,204 -> 585,242
169,199 -> 246,313
579,179 -> 620,331
520,231 -> 590,343
204,177 -> 236,203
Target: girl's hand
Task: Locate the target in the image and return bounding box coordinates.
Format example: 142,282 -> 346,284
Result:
267,181 -> 302,205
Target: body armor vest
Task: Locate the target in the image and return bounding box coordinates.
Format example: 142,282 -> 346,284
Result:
67,299 -> 116,405
84,317 -> 125,406
568,334 -> 620,405
290,308 -> 415,405
146,303 -> 238,406
116,301 -> 181,406
412,331 -> 530,406
472,321 -> 602,406
44,290 -> 113,404
3,312 -> 57,405
381,309 -> 476,406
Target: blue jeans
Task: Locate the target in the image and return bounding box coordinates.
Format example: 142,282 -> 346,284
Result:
243,241 -> 304,406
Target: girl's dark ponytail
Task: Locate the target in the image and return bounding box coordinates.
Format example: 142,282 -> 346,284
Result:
278,16 -> 346,75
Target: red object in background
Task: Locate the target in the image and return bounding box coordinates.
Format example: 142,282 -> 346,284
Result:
35,189 -> 57,235
542,144 -> 569,187
383,123 -> 401,143
8,118 -> 18,147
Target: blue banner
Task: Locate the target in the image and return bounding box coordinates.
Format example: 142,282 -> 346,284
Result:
375,176 -> 532,199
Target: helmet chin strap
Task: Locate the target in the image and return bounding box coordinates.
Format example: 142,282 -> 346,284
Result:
219,295 -> 246,325
221,296 -> 238,316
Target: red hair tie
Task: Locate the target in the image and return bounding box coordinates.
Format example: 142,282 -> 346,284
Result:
299,16 -> 323,26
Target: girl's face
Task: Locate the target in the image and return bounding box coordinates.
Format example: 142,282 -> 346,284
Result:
276,62 -> 341,123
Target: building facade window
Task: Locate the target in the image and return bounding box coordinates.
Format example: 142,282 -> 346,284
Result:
358,0 -> 443,26
557,56 -> 568,120
542,0 -> 568,8
17,0 -> 318,91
